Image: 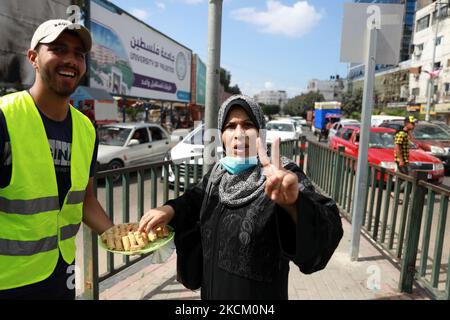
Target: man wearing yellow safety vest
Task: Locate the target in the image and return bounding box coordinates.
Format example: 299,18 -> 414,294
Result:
0,19 -> 113,299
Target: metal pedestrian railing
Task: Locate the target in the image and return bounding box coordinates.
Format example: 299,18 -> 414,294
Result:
306,140 -> 450,300
81,138 -> 305,299
82,157 -> 203,299
81,136 -> 450,300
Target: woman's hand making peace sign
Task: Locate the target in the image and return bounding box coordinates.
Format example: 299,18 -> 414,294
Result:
258,137 -> 299,223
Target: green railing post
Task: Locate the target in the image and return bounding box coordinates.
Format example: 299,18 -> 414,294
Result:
399,172 -> 427,293
84,177 -> 99,300
163,163 -> 169,204
430,195 -> 449,288
105,176 -> 114,274
419,188 -> 435,277
151,167 -> 157,209
82,223 -> 94,300
299,136 -> 306,171
333,146 -> 344,202
137,170 -> 144,219
373,167 -> 385,241
122,173 -> 130,265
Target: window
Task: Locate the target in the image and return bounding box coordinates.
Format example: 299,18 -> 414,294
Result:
342,129 -> 354,141
436,36 -> 443,46
432,5 -> 449,24
336,127 -> 344,138
434,61 -> 441,69
132,128 -> 150,144
416,15 -> 430,32
412,87 -> 420,96
186,126 -> 204,145
149,127 -> 166,141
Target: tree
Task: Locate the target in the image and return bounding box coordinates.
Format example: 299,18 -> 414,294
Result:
260,104 -> 280,116
220,68 -> 241,94
284,91 -> 325,116
341,88 -> 363,117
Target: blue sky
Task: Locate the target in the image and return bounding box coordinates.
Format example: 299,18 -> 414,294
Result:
109,0 -> 349,98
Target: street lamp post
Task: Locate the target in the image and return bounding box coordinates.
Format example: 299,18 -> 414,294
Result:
425,1 -> 446,121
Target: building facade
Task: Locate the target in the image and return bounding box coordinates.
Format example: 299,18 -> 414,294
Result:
409,1 -> 450,122
307,77 -> 348,101
253,90 -> 288,108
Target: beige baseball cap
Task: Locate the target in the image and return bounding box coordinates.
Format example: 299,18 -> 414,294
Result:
30,19 -> 92,52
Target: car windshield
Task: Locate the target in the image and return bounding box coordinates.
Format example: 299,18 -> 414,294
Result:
413,125 -> 450,140
184,125 -> 204,145
368,131 -> 416,149
267,123 -> 294,132
368,132 -> 396,149
98,127 -> 132,146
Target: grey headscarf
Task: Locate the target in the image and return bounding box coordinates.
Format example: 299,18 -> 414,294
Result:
212,94 -> 268,207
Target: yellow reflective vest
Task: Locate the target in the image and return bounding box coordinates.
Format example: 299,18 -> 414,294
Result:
0,91 -> 95,290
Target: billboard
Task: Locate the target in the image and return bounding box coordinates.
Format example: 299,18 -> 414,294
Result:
196,55 -> 206,106
89,0 -> 192,102
0,0 -> 72,89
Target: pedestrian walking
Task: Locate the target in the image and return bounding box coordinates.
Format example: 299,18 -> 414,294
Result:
393,116 -> 418,199
0,19 -> 113,299
394,116 -> 417,176
138,95 -> 343,300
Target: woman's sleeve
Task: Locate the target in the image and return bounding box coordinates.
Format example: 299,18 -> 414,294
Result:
164,167 -> 212,232
276,162 -> 344,274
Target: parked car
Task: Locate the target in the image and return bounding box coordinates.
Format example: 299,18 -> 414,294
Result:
165,123 -> 223,187
330,126 -> 445,183
276,118 -> 303,135
380,121 -> 450,171
291,116 -> 307,126
328,119 -> 360,147
431,120 -> 450,134
266,119 -> 300,144
371,115 -> 404,127
96,123 -> 174,174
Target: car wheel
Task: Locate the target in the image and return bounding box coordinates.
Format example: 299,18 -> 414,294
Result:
107,160 -> 124,183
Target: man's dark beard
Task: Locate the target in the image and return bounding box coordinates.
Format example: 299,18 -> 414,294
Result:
40,64 -> 82,97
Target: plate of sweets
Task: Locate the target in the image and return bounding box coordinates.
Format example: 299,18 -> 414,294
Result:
99,223 -> 174,255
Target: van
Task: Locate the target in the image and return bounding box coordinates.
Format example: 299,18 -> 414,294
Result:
371,115 -> 404,127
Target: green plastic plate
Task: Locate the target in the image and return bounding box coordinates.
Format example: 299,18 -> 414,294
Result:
98,225 -> 174,256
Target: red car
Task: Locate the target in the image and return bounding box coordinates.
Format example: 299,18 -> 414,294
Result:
330,126 -> 445,183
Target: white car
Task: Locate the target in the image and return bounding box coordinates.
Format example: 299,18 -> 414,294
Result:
291,116 -> 307,126
96,123 -> 174,173
165,124 -> 223,186
371,115 -> 404,127
328,119 -> 360,146
266,120 -> 300,144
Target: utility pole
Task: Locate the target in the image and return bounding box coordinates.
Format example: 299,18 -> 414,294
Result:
425,2 -> 443,122
350,22 -> 379,261
204,0 -> 223,175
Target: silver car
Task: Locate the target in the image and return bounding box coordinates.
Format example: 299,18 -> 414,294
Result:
96,122 -> 173,172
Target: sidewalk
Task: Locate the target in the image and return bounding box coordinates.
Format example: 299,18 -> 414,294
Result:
97,214 -> 432,300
